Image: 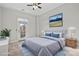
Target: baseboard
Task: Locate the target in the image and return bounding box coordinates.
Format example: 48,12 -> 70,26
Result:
9,40 -> 19,44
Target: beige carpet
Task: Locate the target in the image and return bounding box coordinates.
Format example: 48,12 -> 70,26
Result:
8,42 -> 22,56
8,41 -> 79,56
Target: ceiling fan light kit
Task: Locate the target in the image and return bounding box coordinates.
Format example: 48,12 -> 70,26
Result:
27,3 -> 42,10
33,5 -> 38,10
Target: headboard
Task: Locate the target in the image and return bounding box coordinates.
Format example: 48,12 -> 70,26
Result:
41,28 -> 65,38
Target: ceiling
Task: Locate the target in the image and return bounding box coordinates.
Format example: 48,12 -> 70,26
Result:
0,3 -> 63,16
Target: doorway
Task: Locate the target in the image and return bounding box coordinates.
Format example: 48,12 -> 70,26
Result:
17,18 -> 28,41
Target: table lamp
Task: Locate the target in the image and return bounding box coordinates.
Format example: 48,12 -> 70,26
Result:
67,27 -> 76,39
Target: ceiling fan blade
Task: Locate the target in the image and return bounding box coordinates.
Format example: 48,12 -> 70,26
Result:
27,5 -> 33,6
38,3 -> 41,5
38,6 -> 42,9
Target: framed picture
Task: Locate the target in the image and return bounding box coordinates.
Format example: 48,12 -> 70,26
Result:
49,13 -> 63,27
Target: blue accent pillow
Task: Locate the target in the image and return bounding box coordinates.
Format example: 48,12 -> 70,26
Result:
51,32 -> 60,38
45,32 -> 52,36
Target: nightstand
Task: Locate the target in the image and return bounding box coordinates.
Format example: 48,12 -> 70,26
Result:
65,38 -> 77,48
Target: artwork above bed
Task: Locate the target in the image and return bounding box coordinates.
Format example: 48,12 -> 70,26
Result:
49,13 -> 63,27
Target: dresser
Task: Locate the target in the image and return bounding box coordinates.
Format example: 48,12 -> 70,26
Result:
65,38 -> 77,48
0,38 -> 9,56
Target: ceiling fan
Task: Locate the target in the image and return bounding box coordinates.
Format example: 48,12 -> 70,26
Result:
27,3 -> 42,10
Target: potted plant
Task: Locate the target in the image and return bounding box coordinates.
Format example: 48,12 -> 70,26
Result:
0,28 -> 11,39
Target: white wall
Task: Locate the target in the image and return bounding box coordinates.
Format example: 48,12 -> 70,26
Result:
37,4 -> 79,39
1,3 -> 79,42
0,7 -> 2,31
1,7 -> 36,42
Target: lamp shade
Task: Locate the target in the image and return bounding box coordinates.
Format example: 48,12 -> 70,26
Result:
67,27 -> 77,38
68,27 -> 76,30
68,27 -> 76,33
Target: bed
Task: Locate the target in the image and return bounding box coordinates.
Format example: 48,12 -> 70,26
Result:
23,36 -> 65,56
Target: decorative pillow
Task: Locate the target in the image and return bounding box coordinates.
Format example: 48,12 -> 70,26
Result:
51,32 -> 60,38
44,32 -> 52,37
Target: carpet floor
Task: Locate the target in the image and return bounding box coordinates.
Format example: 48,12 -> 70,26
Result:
8,41 -> 79,56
